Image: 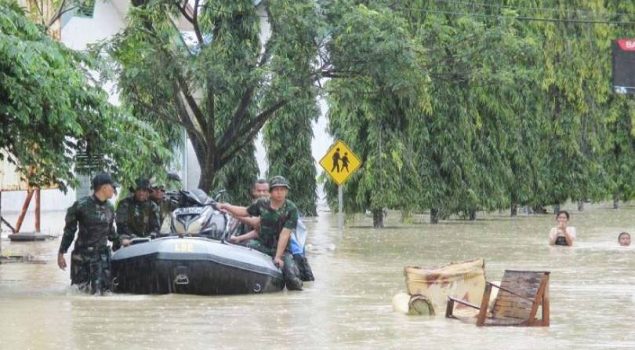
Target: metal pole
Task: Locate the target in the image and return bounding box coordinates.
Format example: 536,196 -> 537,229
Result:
15,189 -> 34,233
337,185 -> 343,231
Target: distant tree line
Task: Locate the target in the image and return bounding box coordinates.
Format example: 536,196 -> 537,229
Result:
324,0 -> 635,227
3,0 -> 635,225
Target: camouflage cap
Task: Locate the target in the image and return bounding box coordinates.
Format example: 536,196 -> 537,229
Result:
130,178 -> 151,193
269,175 -> 290,190
91,173 -> 117,190
149,177 -> 164,190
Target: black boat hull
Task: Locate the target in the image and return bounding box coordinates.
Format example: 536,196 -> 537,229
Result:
111,237 -> 284,295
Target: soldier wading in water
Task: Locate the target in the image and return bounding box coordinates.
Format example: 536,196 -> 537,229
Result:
218,176 -> 303,290
57,173 -> 120,294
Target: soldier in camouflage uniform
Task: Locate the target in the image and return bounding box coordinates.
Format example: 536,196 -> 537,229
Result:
116,178 -> 161,245
149,182 -> 173,233
57,173 -> 120,294
218,176 -> 303,290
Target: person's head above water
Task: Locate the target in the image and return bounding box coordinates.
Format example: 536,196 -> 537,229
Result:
556,210 -> 570,228
618,232 -> 631,246
556,210 -> 570,221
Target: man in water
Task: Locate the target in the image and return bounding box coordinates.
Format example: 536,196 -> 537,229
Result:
218,176 -> 303,290
57,173 -> 120,294
618,232 -> 631,246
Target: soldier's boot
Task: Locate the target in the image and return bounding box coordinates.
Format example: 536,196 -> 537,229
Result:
293,254 -> 315,282
282,252 -> 303,291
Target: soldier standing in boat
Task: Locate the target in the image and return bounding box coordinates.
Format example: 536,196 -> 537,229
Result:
218,175 -> 303,290
116,178 -> 161,245
57,173 -> 120,294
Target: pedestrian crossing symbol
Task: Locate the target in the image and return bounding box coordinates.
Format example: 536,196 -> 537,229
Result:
319,140 -> 361,185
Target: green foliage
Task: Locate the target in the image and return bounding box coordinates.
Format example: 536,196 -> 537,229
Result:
323,0 -> 635,223
324,2 -> 431,222
0,0 -> 168,190
212,144 -> 259,205
103,0 -> 325,194
263,0 -> 321,216
264,90 -> 319,216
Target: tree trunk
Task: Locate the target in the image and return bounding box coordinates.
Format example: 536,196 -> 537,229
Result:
613,195 -> 619,209
198,164 -> 216,193
400,210 -> 410,223
372,208 -> 384,228
510,202 -> 518,217
468,209 -> 476,221
577,200 -> 584,212
430,208 -> 440,224
553,204 -> 560,214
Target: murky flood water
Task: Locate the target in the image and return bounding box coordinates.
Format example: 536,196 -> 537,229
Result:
1,203 -> 634,349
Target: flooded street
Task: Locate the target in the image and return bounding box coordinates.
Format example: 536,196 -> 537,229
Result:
1,203 -> 634,350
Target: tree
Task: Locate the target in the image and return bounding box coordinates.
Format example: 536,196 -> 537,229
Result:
521,1 -> 610,210
264,91 -> 319,216
324,2 -> 430,227
0,0 -> 168,190
602,0 -> 635,208
324,0 -> 635,224
104,0 -> 327,193
262,0 -> 321,216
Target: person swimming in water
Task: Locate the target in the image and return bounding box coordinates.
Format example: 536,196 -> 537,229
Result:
548,210 -> 576,246
618,232 -> 631,247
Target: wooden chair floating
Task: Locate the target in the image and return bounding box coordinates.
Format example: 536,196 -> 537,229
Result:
446,270 -> 550,327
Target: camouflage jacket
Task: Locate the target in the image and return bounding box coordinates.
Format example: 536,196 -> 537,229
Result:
116,196 -> 160,238
151,198 -> 173,223
247,198 -> 298,250
59,195 -> 118,254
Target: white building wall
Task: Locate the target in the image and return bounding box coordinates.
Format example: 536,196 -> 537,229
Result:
61,1 -> 127,51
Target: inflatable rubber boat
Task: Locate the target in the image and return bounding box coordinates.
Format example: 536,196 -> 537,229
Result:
111,236 -> 284,295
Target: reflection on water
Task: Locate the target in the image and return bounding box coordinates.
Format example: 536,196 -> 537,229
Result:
1,203 -> 635,349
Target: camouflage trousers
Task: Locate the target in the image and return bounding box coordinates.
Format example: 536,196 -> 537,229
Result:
70,247 -> 112,295
246,240 -> 303,291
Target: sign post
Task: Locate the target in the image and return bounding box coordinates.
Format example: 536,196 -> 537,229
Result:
319,140 -> 362,230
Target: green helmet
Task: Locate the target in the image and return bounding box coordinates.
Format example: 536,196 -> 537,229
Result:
269,175 -> 290,190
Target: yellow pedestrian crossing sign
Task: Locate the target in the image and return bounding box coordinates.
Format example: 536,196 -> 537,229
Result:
319,140 -> 361,185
